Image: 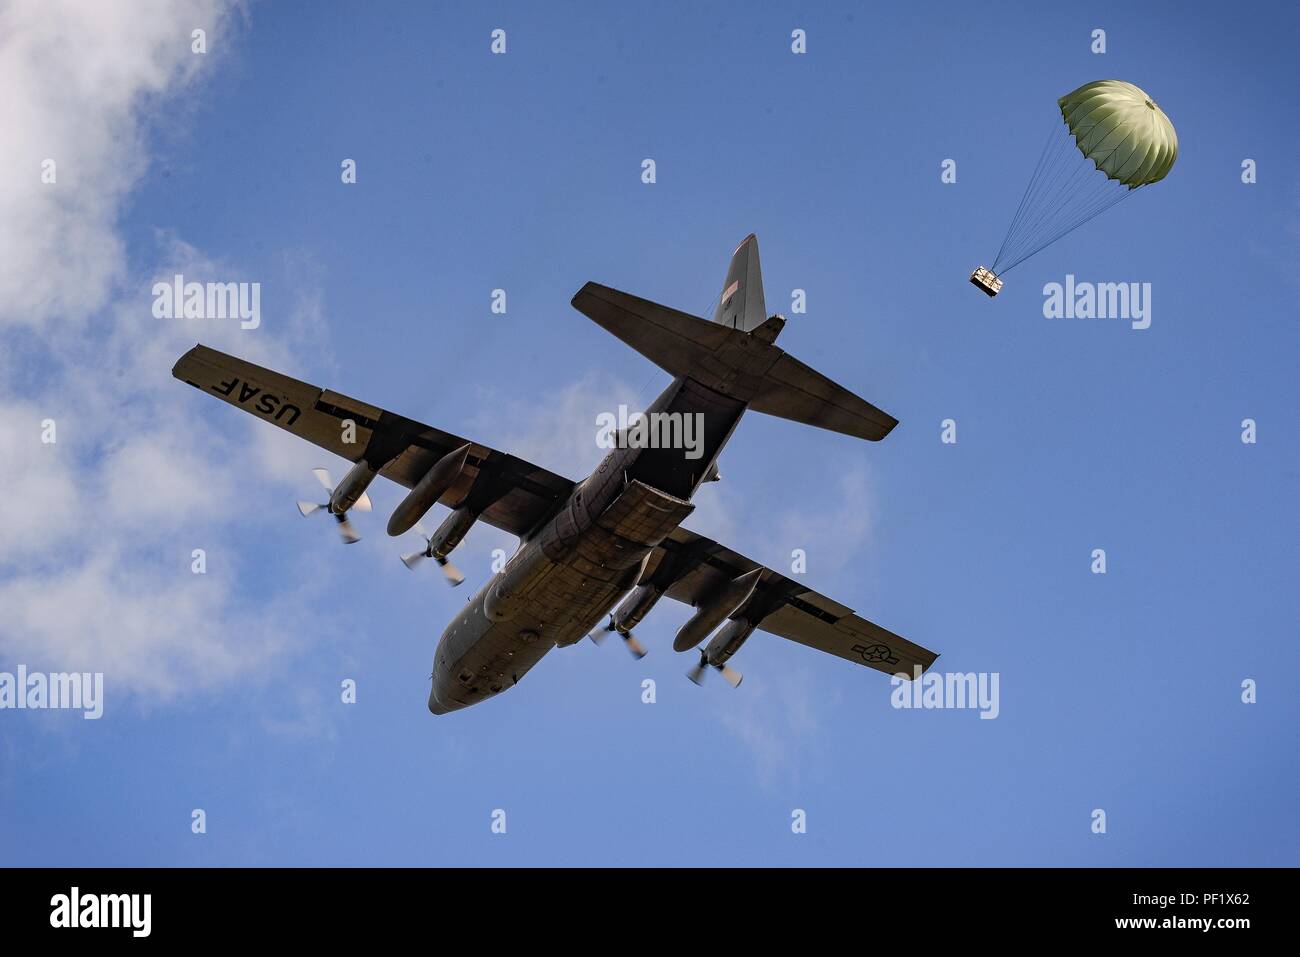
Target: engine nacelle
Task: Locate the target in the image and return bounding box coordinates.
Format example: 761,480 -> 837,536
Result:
387,443 -> 471,536
329,460 -> 378,514
673,568 -> 762,652
702,617 -> 757,666
613,582 -> 663,634
428,504 -> 477,560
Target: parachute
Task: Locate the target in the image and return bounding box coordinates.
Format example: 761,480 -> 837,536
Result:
971,79 -> 1178,297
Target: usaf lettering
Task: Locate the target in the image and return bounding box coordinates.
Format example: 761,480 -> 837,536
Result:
211,377 -> 301,426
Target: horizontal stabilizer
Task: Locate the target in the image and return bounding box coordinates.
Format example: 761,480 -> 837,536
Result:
571,283 -> 897,441
745,350 -> 898,441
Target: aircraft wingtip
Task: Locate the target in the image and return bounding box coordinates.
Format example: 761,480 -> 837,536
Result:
570,281 -> 599,307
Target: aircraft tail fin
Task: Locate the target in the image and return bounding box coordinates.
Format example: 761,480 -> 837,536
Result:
712,233 -> 767,332
570,259 -> 897,442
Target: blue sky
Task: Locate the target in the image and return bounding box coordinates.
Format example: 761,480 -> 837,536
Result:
1,0 -> 1297,866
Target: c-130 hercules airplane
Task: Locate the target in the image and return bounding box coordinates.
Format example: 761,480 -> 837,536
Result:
173,235 -> 938,714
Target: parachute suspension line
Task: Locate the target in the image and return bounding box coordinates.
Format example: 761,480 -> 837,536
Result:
992,118 -> 1076,271
1000,160 -> 1112,273
975,81 -> 1176,294
1009,185 -> 1134,274
1007,143 -> 1096,257
991,118 -> 1133,275
992,120 -> 1059,269
993,120 -> 1084,272
1001,167 -> 1130,274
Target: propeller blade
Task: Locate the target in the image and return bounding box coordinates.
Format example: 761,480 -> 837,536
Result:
353,492 -> 373,513
335,514 -> 361,544
622,633 -> 647,660
412,521 -> 430,540
588,622 -> 612,645
297,501 -> 323,517
686,653 -> 708,686
717,664 -> 744,689
312,468 -> 334,492
438,558 -> 465,587
401,551 -> 427,570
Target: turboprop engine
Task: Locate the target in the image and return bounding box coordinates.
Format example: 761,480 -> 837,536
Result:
672,568 -> 762,653
588,560 -> 661,658
400,504 -> 478,585
296,462 -> 377,544
387,443 -> 471,536
686,616 -> 756,688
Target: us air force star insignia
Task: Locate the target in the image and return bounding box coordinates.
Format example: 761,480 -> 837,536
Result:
851,643 -> 899,665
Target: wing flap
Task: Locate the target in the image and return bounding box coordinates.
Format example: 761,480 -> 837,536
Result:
319,388 -> 385,424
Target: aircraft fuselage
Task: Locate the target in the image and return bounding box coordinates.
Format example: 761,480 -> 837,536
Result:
428,376 -> 745,714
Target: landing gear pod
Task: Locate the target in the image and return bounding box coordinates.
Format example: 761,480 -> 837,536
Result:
970,266 -> 1003,297
484,543 -> 551,622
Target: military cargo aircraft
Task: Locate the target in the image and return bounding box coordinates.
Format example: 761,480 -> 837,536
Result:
173,235 -> 938,714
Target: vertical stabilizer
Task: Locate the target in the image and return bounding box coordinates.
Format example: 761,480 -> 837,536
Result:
712,234 -> 767,332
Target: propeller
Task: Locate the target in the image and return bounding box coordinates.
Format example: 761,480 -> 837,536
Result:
296,468 -> 371,544
686,650 -> 743,688
400,521 -> 465,586
588,617 -> 647,659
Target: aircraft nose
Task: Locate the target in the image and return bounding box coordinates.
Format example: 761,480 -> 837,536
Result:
428,672 -> 461,715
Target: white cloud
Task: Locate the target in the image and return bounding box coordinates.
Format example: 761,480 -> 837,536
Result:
0,553 -> 300,702
0,0 -> 330,705
0,400 -> 82,551
716,666 -> 830,789
774,461 -> 874,572
0,0 -> 238,329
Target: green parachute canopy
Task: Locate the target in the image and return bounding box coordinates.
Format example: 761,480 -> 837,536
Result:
981,79 -> 1179,283
1059,80 -> 1178,188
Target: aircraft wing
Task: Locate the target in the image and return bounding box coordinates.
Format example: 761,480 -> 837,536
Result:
172,344 -> 576,538
645,526 -> 938,677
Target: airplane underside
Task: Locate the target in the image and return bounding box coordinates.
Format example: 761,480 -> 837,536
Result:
427,545 -> 640,714
172,233 -> 939,719
429,376 -> 745,713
